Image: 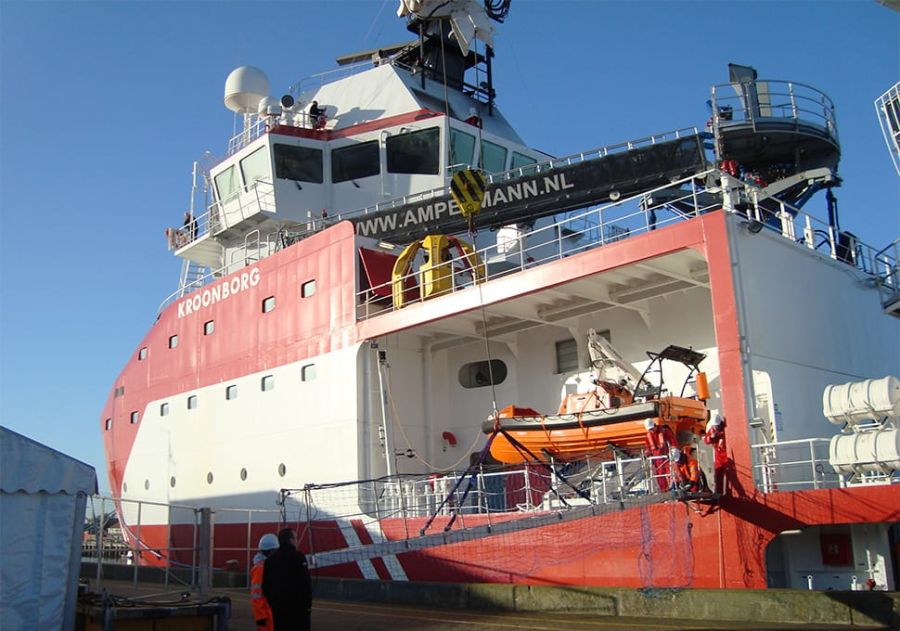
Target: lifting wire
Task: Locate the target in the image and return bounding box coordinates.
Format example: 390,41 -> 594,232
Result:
385,373 -> 484,471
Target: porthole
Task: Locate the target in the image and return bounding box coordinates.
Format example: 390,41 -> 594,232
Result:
123,482 -> 128,493
160,402 -> 169,416
170,476 -> 176,488
240,468 -> 248,481
262,296 -> 276,313
301,364 -> 316,382
458,359 -> 508,389
278,463 -> 286,477
226,384 -> 238,400
138,347 -> 148,360
104,418 -> 112,431
187,395 -> 198,410
261,375 -> 274,391
144,479 -> 150,490
169,334 -> 179,349
204,320 -> 215,336
301,279 -> 316,297
207,472 -> 214,485
130,411 -> 140,424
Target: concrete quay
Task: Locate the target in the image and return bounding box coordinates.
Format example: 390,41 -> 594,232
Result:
82,563 -> 898,629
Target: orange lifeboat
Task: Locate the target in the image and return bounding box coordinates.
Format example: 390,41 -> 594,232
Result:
482,343 -> 711,464
484,399 -> 707,464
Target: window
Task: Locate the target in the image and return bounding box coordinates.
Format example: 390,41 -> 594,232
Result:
555,338 -> 579,373
114,386 -> 125,398
387,127 -> 439,174
104,418 -> 112,431
169,334 -> 178,349
261,375 -> 275,392
301,364 -> 316,382
301,279 -> 316,297
262,296 -> 276,313
273,144 -> 323,183
479,140 -> 508,173
204,320 -> 215,336
187,395 -> 198,410
332,140 -> 379,183
130,411 -> 139,424
240,146 -> 271,186
226,385 -> 238,400
511,151 -> 538,175
160,402 -> 169,416
458,359 -> 508,389
214,165 -> 239,201
138,347 -> 148,360
449,128 -> 476,170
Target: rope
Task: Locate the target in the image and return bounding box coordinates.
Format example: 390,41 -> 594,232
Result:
385,368 -> 484,471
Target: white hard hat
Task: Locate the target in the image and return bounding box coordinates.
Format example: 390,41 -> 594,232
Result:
258,533 -> 279,551
669,447 -> 682,461
643,418 -> 655,431
706,414 -> 723,433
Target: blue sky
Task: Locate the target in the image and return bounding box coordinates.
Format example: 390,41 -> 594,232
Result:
1,1 -> 897,494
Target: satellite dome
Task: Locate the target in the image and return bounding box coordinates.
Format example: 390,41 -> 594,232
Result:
224,66 -> 270,114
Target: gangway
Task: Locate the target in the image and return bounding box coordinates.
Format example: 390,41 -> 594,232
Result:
343,130 -> 710,243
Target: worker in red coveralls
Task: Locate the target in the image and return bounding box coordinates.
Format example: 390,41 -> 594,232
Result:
250,534 -> 278,630
704,414 -> 730,495
672,446 -> 707,493
644,419 -> 676,492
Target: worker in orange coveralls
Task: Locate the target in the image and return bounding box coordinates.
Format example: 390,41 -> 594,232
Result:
672,446 -> 707,493
704,414 -> 730,495
250,534 -> 279,630
644,419 -> 676,492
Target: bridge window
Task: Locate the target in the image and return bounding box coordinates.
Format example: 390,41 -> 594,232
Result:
214,165 -> 239,202
240,146 -> 271,186
387,127 -> 439,175
511,151 -> 538,175
459,359 -> 507,389
449,129 -> 476,170
274,144 -> 323,183
555,338 -> 579,373
480,140 -> 507,174
332,140 -> 379,183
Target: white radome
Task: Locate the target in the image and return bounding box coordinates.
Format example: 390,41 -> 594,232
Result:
224,66 -> 270,114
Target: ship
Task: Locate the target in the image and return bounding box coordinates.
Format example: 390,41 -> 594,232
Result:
101,0 -> 900,590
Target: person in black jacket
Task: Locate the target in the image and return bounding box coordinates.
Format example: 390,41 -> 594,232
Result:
262,527 -> 312,630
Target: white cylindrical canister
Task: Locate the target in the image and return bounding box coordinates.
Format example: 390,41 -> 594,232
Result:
829,427 -> 900,475
822,376 -> 900,426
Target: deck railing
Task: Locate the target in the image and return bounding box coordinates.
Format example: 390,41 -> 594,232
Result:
750,438 -> 839,493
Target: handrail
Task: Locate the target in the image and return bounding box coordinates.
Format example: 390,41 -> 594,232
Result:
711,79 -> 838,145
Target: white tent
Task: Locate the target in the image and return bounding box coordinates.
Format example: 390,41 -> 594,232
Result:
0,426 -> 97,631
